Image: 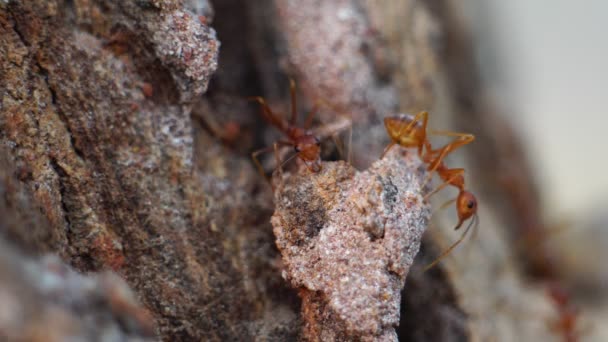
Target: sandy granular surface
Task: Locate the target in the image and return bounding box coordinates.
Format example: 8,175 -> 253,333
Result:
272,147 -> 430,341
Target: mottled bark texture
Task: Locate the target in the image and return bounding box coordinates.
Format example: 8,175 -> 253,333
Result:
0,0 -> 581,341
272,150 -> 430,341
0,1 -> 275,340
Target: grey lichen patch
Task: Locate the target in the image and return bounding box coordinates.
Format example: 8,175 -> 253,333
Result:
272,148 -> 430,341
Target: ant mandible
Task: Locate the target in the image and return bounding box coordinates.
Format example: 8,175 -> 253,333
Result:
381,112 -> 478,270
249,79 -> 324,177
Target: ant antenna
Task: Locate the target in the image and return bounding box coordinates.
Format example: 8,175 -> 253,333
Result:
422,214 -> 479,272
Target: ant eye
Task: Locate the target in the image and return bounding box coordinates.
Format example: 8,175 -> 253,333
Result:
294,146 -> 301,152
467,200 -> 475,209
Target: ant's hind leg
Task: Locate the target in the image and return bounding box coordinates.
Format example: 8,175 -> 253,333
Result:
429,130 -> 475,140
289,79 -> 298,126
252,141 -> 294,180
347,122 -> 353,164
303,98 -> 340,129
303,102 -> 320,129
247,96 -> 285,131
427,131 -> 475,167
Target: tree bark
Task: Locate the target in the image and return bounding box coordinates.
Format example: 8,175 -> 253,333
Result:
0,0 -> 583,341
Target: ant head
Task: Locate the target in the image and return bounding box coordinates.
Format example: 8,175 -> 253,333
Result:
456,191 -> 478,225
294,135 -> 322,171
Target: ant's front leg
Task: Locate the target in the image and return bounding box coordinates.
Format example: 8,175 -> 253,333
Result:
251,141 -> 294,181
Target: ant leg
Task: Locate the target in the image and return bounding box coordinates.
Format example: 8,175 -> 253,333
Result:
423,168 -> 465,200
252,141 -> 294,179
427,133 -> 474,170
395,111 -> 428,150
429,130 -> 476,140
275,140 -> 299,174
327,115 -> 353,162
304,98 -> 341,129
384,111 -> 428,159
289,79 -> 298,126
400,111 -> 428,137
252,145 -> 277,180
347,122 -> 353,164
303,102 -> 320,129
417,111 -> 429,155
422,133 -> 473,186
422,214 -> 478,272
403,111 -> 428,155
248,96 -> 287,131
273,142 -> 283,179
420,145 -> 451,188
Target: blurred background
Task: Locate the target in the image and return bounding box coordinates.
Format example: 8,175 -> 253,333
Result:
461,1 -> 608,339
464,0 -> 608,220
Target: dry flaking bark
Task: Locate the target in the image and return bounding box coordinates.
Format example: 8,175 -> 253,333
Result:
0,0 -> 586,341
272,149 -> 430,341
0,1 -> 295,340
0,151 -> 155,341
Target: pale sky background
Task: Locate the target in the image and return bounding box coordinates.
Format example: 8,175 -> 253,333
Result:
463,0 -> 608,220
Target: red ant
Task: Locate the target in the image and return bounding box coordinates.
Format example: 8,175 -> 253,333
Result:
249,80 -> 331,176
546,283 -> 582,342
381,112 -> 478,270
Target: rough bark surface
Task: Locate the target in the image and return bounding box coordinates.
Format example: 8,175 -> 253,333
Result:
0,0 -> 595,341
1,1 -> 265,340
272,149 -> 430,341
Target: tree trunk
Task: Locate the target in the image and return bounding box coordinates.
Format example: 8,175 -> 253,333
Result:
0,0 -> 584,341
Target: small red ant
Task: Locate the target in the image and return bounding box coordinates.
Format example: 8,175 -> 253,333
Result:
547,283 -> 582,342
249,80 -> 329,176
381,112 -> 478,270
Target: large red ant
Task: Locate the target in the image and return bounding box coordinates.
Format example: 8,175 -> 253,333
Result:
381,112 -> 478,270
249,80 -> 349,177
